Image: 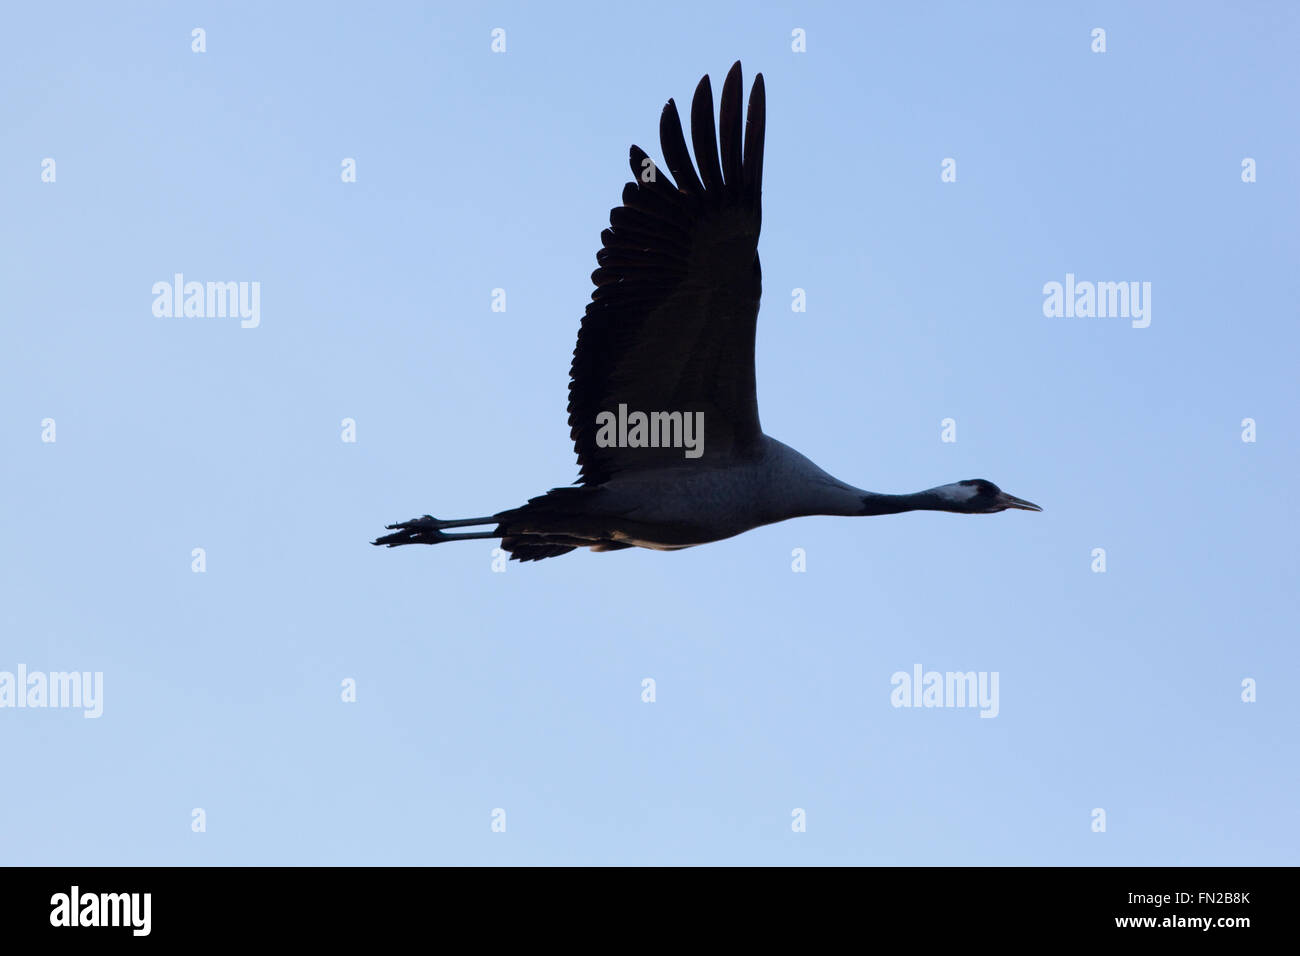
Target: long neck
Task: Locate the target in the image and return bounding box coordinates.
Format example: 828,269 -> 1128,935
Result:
857,490 -> 947,516
764,440 -> 953,519
785,479 -> 948,518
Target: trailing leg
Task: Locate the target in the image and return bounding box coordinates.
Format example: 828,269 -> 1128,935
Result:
372,515 -> 499,548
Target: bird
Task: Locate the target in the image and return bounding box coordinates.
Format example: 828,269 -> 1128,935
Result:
374,62 -> 1041,561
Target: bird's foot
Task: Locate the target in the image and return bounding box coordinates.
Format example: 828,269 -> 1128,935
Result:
372,515 -> 453,547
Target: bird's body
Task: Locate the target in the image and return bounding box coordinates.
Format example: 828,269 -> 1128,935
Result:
512,437 -> 866,552
375,63 -> 1040,561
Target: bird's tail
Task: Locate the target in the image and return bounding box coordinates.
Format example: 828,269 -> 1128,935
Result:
493,487 -> 608,562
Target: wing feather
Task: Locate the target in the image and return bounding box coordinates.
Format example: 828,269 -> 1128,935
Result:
567,62 -> 766,485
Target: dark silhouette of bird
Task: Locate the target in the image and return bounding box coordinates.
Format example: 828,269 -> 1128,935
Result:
374,62 -> 1040,561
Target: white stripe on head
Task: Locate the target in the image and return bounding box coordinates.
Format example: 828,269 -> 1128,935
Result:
934,482 -> 980,504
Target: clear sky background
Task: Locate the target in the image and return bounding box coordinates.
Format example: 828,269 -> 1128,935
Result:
2,2 -> 1296,865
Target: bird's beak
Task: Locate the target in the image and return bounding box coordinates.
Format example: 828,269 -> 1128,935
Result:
996,492 -> 1043,512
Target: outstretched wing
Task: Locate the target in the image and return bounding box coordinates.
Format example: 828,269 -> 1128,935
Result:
567,62 -> 766,485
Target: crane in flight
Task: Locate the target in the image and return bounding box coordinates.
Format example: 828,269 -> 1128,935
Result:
374,62 -> 1040,561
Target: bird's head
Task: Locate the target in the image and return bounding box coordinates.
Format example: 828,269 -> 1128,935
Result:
933,479 -> 1042,514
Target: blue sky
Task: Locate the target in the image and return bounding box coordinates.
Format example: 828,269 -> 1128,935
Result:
1,1 -> 1296,865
